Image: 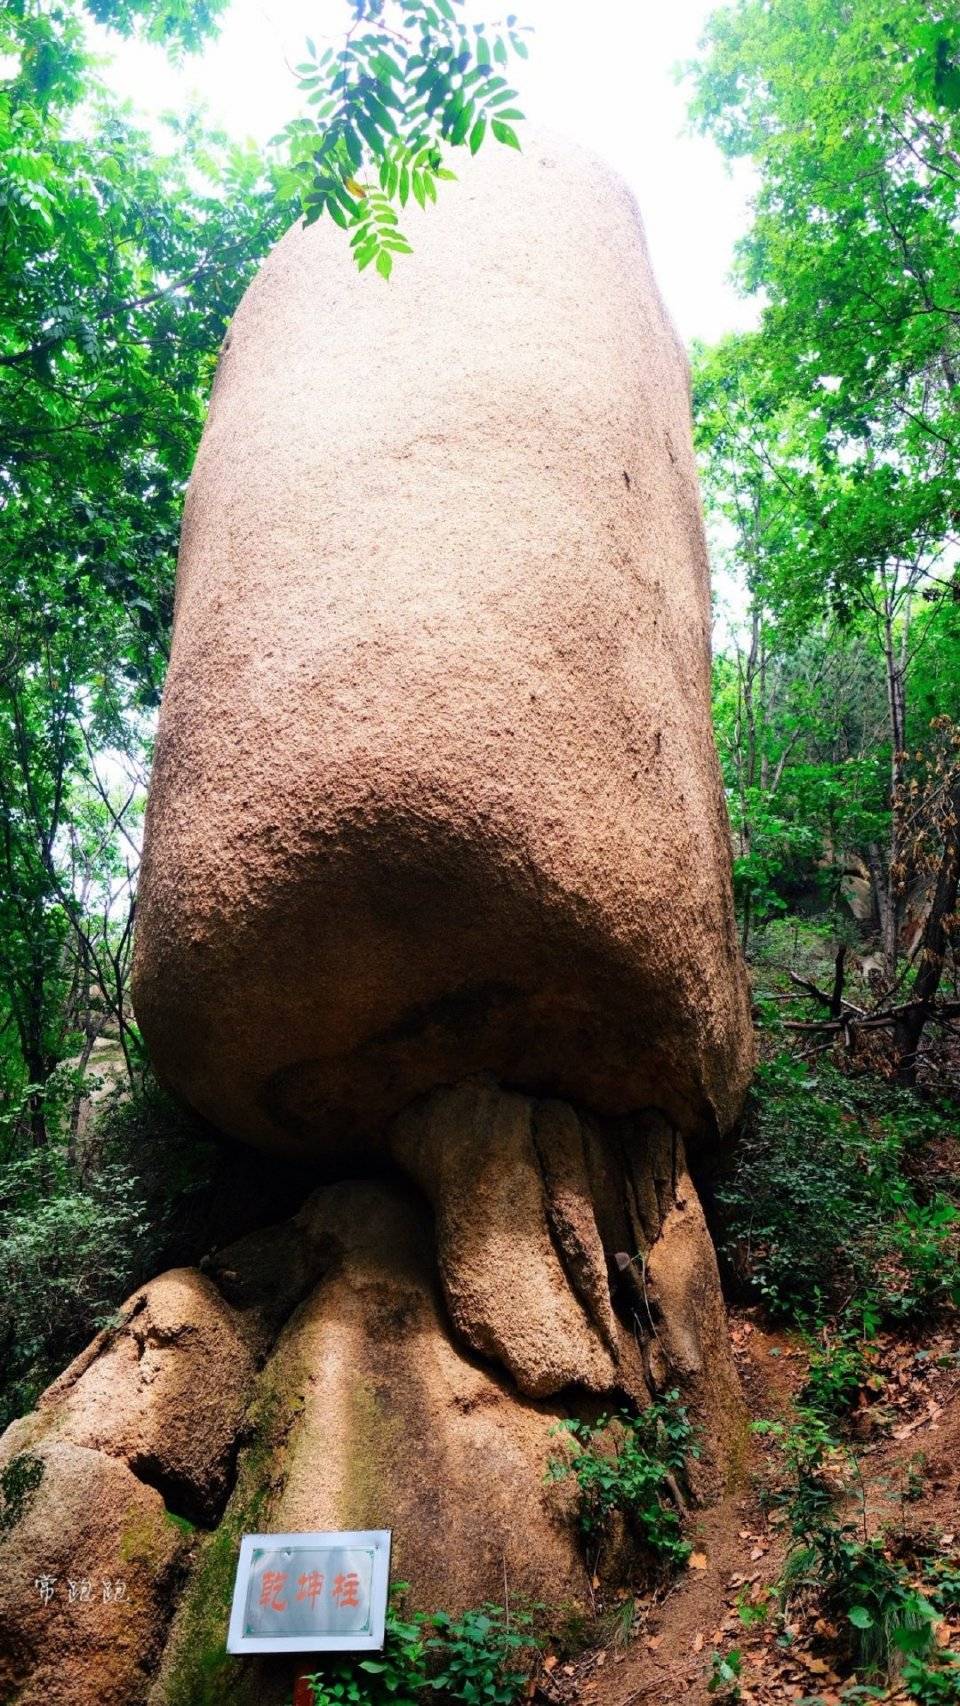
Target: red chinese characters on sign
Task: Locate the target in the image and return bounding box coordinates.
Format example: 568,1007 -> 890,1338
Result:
296,1571 -> 325,1607
259,1571 -> 288,1613
332,1572 -> 361,1609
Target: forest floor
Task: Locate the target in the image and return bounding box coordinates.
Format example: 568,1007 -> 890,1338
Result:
533,1308 -> 960,1706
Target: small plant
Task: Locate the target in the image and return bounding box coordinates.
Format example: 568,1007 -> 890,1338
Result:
302,1595 -> 427,1706
756,1413 -> 940,1682
800,1325 -> 869,1421
736,1587 -> 772,1628
547,1394 -> 696,1569
707,1647 -> 742,1701
902,1652 -> 960,1706
301,1594 -> 541,1706
0,1451 -> 44,1535
426,1604 -> 541,1706
925,1554 -> 960,1617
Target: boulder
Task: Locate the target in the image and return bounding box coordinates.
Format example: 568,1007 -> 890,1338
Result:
0,1439 -> 185,1706
132,132 -> 753,1164
0,1244 -> 331,1704
152,1092 -> 744,1705
151,1178 -> 591,1706
3,1269 -> 258,1526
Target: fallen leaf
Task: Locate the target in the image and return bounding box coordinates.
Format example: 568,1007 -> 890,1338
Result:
689,1552 -> 708,1570
693,1633 -> 705,1653
543,1656 -> 557,1672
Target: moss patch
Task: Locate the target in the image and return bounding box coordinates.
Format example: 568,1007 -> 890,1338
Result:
0,1451 -> 44,1535
339,1375 -> 404,1531
154,1373 -> 292,1706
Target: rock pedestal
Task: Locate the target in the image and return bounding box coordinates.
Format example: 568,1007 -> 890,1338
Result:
1,134 -> 753,1705
1,1084 -> 744,1706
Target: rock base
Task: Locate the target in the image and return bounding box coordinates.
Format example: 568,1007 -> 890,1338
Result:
0,1082 -> 743,1706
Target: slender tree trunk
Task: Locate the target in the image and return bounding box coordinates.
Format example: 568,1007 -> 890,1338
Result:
893,776 -> 960,1081
880,585 -> 908,983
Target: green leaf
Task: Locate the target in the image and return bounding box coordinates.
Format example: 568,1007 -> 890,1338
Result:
468,116 -> 486,155
848,1606 -> 874,1630
450,102 -> 474,146
376,247 -> 394,279
491,119 -> 521,150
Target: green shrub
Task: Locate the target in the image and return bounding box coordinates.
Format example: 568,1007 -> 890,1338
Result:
902,1653 -> 960,1706
303,1596 -> 428,1706
546,1395 -> 695,1569
425,1605 -> 541,1706
756,1414 -> 942,1684
799,1324 -> 870,1420
0,1148 -> 149,1429
718,1052 -> 960,1324
301,1595 -> 541,1706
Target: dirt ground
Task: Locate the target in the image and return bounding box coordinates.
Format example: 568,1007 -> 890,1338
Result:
532,1312 -> 960,1706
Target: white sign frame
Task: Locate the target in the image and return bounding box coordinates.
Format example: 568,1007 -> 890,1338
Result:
226,1529 -> 392,1655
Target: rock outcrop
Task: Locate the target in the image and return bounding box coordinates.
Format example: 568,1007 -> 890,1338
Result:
1,134 -> 754,1705
132,131 -> 752,1163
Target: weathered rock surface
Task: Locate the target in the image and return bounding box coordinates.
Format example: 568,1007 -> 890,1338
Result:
0,1439 -> 185,1706
132,131 -> 753,1163
2,1269 -> 258,1525
0,1224 -> 337,1704
390,1079 -> 621,1396
152,1177 -> 591,1706
153,1087 -> 744,1704
0,1085 -> 744,1706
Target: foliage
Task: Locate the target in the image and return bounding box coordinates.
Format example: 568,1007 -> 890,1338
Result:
754,1413 -> 948,1686
425,1605 -> 540,1706
718,1050 -> 960,1323
799,1325 -> 872,1423
546,1397 -> 696,1569
707,1647 -> 743,1701
0,0 -> 292,1144
691,0 -> 960,1028
0,1451 -> 44,1536
903,1651 -> 960,1706
301,1593 -> 541,1706
276,0 -> 531,276
0,1143 -> 149,1429
303,1596 -> 429,1706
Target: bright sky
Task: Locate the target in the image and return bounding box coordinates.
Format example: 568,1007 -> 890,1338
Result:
96,0 -> 758,347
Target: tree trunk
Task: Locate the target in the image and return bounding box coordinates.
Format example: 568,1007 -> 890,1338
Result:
892,776 -> 960,1081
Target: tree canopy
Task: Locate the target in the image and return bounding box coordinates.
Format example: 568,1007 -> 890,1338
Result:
688,0 -> 960,1074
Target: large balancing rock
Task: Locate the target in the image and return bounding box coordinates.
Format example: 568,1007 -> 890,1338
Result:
133,134 -> 753,1159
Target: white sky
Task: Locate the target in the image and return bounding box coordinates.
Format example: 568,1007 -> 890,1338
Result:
96,0 -> 758,347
